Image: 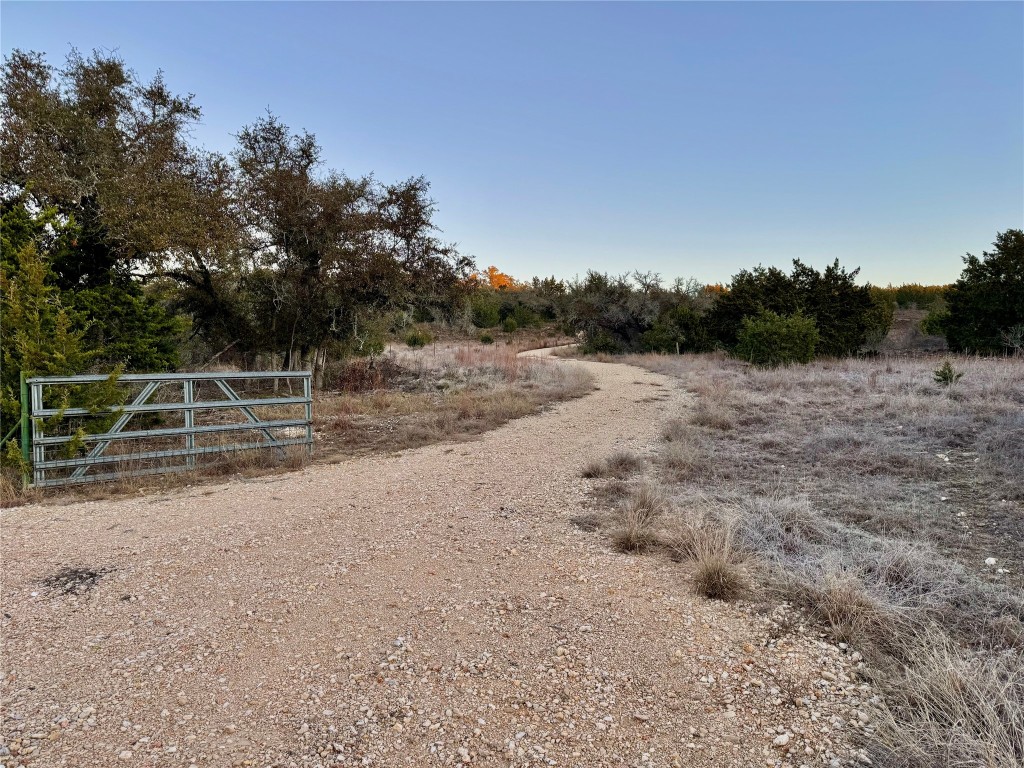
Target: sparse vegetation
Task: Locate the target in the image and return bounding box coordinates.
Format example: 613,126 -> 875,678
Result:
314,345 -> 593,459
1,346 -> 592,506
691,548 -> 747,602
609,482 -> 665,553
581,450 -> 645,479
579,351 -> 1024,767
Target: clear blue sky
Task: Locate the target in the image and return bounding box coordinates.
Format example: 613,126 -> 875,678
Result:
2,1 -> 1022,286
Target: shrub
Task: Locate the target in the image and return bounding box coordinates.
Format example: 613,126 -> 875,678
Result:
920,307 -> 948,337
479,332 -> 494,345
733,310 -> 818,367
933,360 -> 963,387
470,294 -> 501,328
501,318 -> 518,333
405,328 -> 433,348
579,329 -> 622,354
669,517 -> 748,601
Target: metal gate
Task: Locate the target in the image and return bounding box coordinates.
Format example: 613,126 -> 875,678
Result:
24,371 -> 313,488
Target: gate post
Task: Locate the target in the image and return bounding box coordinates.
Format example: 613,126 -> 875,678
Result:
183,379 -> 196,469
19,371 -> 30,489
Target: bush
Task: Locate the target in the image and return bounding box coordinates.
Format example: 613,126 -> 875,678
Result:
405,328 -> 433,348
470,294 -> 501,328
579,329 -> 622,354
692,553 -> 747,601
501,318 -> 518,333
920,307 -> 948,336
933,360 -> 963,387
733,310 -> 818,367
479,332 -> 494,345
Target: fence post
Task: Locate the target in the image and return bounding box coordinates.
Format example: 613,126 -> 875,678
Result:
19,371 -> 30,489
303,373 -> 313,456
183,379 -> 196,469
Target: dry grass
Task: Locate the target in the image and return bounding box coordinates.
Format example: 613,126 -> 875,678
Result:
581,450 -> 645,479
1,445 -> 312,508
316,347 -> 593,457
609,482 -> 665,553
660,417 -> 689,442
870,632 -> 1024,768
692,550 -> 747,602
690,523 -> 748,601
578,351 -> 1024,767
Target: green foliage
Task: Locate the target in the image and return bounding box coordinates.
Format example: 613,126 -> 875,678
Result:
0,239 -> 91,435
920,308 -> 949,337
405,328 -> 433,348
708,260 -> 878,356
641,305 -> 713,353
943,230 -> 1024,353
0,237 -> 126,465
567,272 -> 664,352
509,304 -> 541,328
933,361 -> 964,387
864,289 -> 896,349
3,50 -> 475,380
479,332 -> 494,345
470,293 -> 501,328
501,318 -> 518,333
705,266 -> 798,347
579,329 -> 623,354
639,323 -> 683,354
872,284 -> 949,310
69,279 -> 184,371
733,311 -> 819,367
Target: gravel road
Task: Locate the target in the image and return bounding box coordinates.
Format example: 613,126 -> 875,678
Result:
1,351 -> 873,768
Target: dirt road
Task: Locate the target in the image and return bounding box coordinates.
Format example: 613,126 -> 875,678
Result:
1,352 -> 867,768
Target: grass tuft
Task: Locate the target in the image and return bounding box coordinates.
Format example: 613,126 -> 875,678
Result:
609,483 -> 665,553
582,450 -> 644,479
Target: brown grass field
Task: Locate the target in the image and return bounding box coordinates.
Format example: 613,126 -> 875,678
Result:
577,351 -> 1024,768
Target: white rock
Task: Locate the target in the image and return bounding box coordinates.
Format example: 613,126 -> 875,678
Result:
773,733 -> 791,747
985,557 -> 997,566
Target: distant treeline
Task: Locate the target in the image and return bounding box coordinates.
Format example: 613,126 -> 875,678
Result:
871,283 -> 949,310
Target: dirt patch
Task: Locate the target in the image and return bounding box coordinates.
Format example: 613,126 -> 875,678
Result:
41,566 -> 114,596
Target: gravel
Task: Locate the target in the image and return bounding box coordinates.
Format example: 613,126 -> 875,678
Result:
1,351 -> 873,767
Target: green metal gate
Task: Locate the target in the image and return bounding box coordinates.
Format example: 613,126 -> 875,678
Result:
22,371 -> 313,488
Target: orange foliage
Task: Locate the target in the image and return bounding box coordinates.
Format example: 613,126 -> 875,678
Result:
470,265 -> 523,291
